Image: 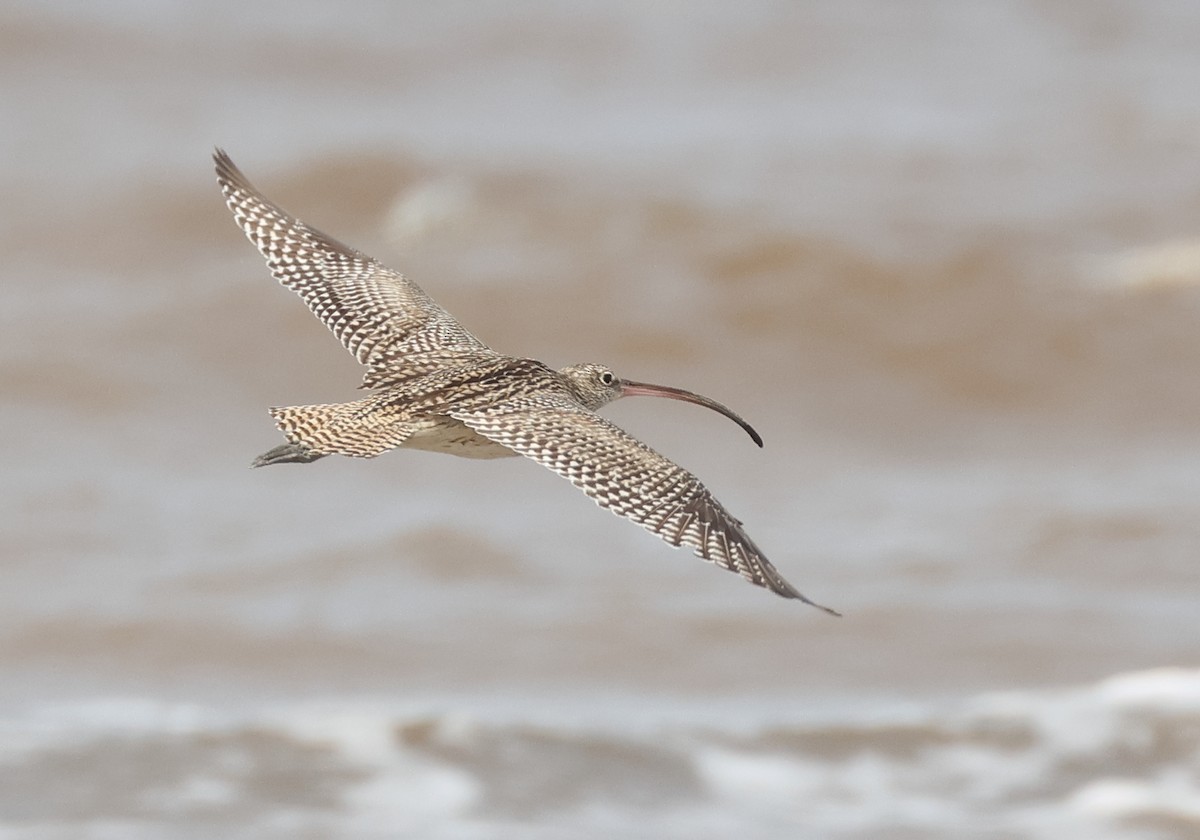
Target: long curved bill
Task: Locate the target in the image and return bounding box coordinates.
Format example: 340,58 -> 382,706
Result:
619,380 -> 764,447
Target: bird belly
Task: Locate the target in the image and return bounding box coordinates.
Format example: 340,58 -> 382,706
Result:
401,416 -> 516,459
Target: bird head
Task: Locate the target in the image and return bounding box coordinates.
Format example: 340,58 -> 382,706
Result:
558,363 -> 763,447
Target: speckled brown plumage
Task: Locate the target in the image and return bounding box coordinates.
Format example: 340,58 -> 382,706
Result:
215,149 -> 836,612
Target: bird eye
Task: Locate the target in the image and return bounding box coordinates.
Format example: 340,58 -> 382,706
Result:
600,371 -> 616,386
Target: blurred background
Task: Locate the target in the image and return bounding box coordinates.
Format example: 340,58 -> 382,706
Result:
2,2 -> 1199,838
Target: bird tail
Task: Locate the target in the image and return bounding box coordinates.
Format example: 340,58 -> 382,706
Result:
267,397 -> 412,459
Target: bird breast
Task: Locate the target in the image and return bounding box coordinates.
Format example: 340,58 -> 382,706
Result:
402,416 -> 517,459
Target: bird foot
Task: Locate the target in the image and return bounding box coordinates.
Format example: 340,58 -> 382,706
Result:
251,442 -> 326,468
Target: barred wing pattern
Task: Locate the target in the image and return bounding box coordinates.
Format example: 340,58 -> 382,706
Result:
452,395 -> 839,610
214,150 -> 493,382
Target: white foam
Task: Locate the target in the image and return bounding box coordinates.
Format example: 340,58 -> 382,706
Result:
1096,238 -> 1200,290
137,773 -> 239,811
384,177 -> 477,245
1069,773 -> 1200,824
1097,666 -> 1200,712
342,763 -> 480,833
695,747 -> 820,806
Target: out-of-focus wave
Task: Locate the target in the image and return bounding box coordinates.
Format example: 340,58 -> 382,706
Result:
1,668 -> 1196,839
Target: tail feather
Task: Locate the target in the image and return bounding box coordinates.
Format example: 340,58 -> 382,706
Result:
269,398 -> 412,459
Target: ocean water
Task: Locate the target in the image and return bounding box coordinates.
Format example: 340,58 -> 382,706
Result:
2,2 -> 1199,837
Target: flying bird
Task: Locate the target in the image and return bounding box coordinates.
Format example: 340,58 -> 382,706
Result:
215,149 -> 837,613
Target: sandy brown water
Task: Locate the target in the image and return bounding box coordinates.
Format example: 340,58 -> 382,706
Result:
2,2 -> 1200,838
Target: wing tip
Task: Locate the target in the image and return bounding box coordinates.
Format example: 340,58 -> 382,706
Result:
771,579 -> 841,615
802,596 -> 843,617
212,147 -> 254,194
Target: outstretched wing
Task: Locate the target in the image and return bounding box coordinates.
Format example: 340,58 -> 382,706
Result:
214,149 -> 494,384
451,394 -> 838,611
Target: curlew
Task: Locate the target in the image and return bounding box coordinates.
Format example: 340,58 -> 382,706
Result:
215,149 -> 836,613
